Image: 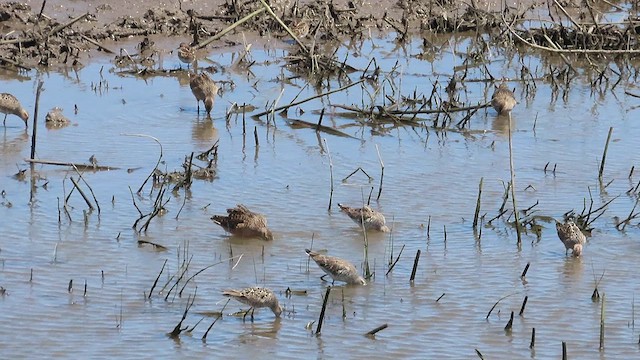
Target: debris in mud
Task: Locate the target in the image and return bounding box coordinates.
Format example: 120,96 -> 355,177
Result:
45,107 -> 70,128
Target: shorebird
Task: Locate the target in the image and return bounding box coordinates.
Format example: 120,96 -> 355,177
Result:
306,249 -> 366,285
211,204 -> 273,240
491,83 -> 517,115
290,19 -> 310,39
0,93 -> 29,127
189,72 -> 219,116
338,203 -> 390,232
556,220 -> 586,257
177,42 -> 196,68
223,287 -> 282,319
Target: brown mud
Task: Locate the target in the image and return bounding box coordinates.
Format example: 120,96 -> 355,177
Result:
1,0 -> 604,70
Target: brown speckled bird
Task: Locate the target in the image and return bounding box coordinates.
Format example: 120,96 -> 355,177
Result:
211,204 -> 273,240
491,83 -> 516,115
306,249 -> 366,285
177,42 -> 196,68
189,72 -> 219,116
556,220 -> 586,257
338,203 -> 390,232
0,93 -> 29,127
223,287 -> 282,319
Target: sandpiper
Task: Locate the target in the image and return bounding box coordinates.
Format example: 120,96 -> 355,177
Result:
338,203 -> 390,232
223,287 -> 282,319
0,93 -> 29,127
290,19 -> 310,39
306,249 -> 366,285
211,204 -> 273,240
177,42 -> 196,68
491,83 -> 517,115
556,220 -> 586,257
189,72 -> 219,116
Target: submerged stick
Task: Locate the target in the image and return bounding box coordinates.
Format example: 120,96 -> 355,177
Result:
30,81 -> 45,158
323,138 -> 334,210
316,286 -> 331,335
410,249 -> 421,282
25,158 -> 119,170
598,127 -> 613,180
504,311 -> 514,331
148,259 -> 167,299
600,293 -> 606,350
365,323 -> 388,336
530,328 -> 535,349
375,144 -> 384,201
508,113 -> 522,244
521,262 -> 530,279
385,244 -> 405,276
519,296 -> 528,316
70,176 -> 95,211
562,341 -> 567,360
473,177 -> 483,228
253,79 -> 365,118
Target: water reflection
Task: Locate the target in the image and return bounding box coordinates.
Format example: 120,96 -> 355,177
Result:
191,117 -> 218,146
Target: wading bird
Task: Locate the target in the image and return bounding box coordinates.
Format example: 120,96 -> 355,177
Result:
223,287 -> 282,319
306,249 -> 366,285
189,72 -> 219,116
338,203 -> 390,232
211,204 -> 273,240
0,93 -> 29,127
556,220 -> 586,257
491,83 -> 517,115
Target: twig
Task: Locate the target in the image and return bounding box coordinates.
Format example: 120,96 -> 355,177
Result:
25,158 -> 119,170
409,249 -> 421,282
315,286 -> 331,335
69,176 -> 94,211
598,127 -> 613,180
196,8 -> 266,49
364,323 -> 388,336
258,0 -> 308,53
323,138 -> 334,211
148,259 -> 167,299
473,177 -> 483,228
121,133 -> 163,194
508,114 -> 522,244
253,79 -> 365,118
375,144 -> 384,201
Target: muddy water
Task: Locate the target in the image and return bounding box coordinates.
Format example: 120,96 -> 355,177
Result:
2,34 -> 640,358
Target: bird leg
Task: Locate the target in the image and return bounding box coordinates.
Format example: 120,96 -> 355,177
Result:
320,274 -> 329,282
3,114 -> 6,126
242,307 -> 254,322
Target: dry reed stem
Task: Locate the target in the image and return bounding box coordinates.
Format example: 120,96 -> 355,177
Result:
530,328 -> 535,348
473,177 -> 483,228
508,114 -> 522,244
316,286 -> 331,335
252,79 -> 365,118
600,293 -> 606,350
375,144 -> 384,201
365,323 -> 388,336
504,311 -> 514,331
410,249 -> 421,282
385,244 -> 405,276
519,296 -> 528,316
599,127 -> 613,180
196,8 -> 266,49
323,138 -> 334,210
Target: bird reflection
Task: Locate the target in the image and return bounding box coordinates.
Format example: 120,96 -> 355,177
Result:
492,114 -> 515,137
192,117 -> 218,145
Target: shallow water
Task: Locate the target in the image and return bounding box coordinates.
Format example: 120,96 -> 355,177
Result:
2,32 -> 640,359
